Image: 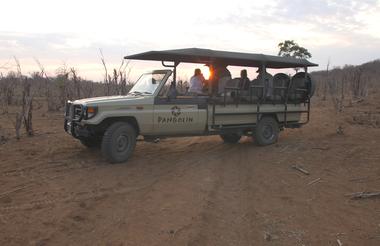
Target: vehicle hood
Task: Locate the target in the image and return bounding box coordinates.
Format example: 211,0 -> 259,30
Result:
73,95 -> 151,106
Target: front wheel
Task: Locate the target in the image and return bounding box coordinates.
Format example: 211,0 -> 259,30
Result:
101,122 -> 137,163
220,133 -> 241,143
254,116 -> 279,146
80,137 -> 102,148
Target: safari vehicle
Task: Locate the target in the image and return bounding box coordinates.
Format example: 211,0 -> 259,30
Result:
64,48 -> 318,163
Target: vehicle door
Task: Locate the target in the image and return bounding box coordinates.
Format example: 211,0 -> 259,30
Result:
153,81 -> 207,135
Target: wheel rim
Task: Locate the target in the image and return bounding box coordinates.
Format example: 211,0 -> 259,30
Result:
262,124 -> 274,140
116,134 -> 129,152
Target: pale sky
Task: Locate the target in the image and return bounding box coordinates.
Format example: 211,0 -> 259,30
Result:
0,0 -> 379,81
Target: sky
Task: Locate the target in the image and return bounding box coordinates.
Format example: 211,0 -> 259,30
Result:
0,0 -> 379,81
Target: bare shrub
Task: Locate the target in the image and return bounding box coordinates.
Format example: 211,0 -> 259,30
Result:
70,67 -> 81,99
81,80 -> 95,98
312,59 -> 380,134
0,72 -> 18,106
35,59 -> 57,111
348,66 -> 368,99
0,55 -> 134,141
313,59 -> 378,101
99,49 -> 132,96
22,77 -> 33,136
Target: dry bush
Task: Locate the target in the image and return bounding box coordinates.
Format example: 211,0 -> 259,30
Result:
99,49 -> 132,96
313,59 -> 378,101
0,72 -> 18,107
0,57 -> 134,140
22,77 -> 33,136
312,59 -> 380,133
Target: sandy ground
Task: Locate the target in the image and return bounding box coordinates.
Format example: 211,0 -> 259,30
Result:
0,98 -> 380,246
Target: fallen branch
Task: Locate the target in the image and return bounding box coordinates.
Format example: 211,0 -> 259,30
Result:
347,191 -> 380,200
308,178 -> 321,186
292,165 -> 310,175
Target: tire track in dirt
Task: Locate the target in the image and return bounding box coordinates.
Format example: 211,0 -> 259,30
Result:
186,142 -> 262,246
0,137 -> 233,212
35,138 -> 241,245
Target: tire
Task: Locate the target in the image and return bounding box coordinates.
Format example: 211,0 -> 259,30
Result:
220,133 -> 241,143
101,122 -> 137,163
254,116 -> 279,146
80,137 -> 102,148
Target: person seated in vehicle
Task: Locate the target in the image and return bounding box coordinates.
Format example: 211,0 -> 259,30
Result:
208,63 -> 231,95
188,68 -> 205,95
239,69 -> 250,91
256,67 -> 273,99
167,81 -> 177,99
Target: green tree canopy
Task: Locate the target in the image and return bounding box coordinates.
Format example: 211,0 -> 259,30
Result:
278,40 -> 312,59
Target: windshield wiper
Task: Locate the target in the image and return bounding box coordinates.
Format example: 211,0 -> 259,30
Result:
128,91 -> 152,96
128,91 -> 143,95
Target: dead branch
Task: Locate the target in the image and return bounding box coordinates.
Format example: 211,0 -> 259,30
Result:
307,178 -> 321,186
347,191 -> 380,200
15,112 -> 22,139
22,77 -> 33,136
292,165 -> 310,175
13,56 -> 22,76
99,49 -> 110,95
336,239 -> 343,246
70,67 -> 81,99
34,58 -> 56,111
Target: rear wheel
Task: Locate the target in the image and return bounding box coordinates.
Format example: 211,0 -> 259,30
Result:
220,133 -> 241,143
101,122 -> 137,163
254,116 -> 279,146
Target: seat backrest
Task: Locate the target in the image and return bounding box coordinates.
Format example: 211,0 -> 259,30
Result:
290,72 -> 310,102
251,79 -> 264,100
217,76 -> 232,94
226,78 -> 240,88
273,73 -> 290,99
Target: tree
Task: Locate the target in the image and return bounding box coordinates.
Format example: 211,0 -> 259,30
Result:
278,40 -> 312,59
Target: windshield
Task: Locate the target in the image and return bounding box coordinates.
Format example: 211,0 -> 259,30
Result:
129,72 -> 167,95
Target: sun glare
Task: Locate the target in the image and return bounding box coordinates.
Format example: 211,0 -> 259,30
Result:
202,67 -> 211,80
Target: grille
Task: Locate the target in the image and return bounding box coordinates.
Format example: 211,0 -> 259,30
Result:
65,102 -> 83,121
72,105 -> 83,121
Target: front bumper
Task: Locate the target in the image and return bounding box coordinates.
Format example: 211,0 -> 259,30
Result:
64,102 -> 90,138
64,119 -> 91,138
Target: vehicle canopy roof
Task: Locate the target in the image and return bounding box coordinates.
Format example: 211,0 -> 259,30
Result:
124,48 -> 318,69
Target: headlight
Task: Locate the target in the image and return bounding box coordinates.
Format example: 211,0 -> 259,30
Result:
85,106 -> 98,119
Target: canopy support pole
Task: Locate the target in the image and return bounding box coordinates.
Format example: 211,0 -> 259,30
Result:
161,61 -> 179,83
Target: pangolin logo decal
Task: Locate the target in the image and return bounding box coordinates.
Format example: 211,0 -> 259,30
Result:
157,105 -> 193,124
171,106 -> 181,117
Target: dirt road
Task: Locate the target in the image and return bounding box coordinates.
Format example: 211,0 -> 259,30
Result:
1,102 -> 380,246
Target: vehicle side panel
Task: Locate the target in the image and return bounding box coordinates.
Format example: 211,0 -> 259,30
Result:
153,104 -> 205,135
209,104 -> 302,126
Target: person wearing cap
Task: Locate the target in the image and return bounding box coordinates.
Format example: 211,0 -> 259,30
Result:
256,67 -> 273,99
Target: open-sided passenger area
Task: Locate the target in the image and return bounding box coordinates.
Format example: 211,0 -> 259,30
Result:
221,71 -> 315,105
